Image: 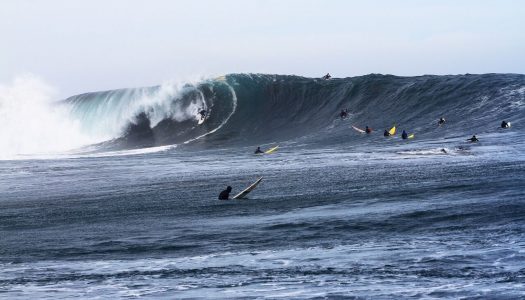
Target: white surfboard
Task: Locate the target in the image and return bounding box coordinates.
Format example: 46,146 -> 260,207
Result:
352,125 -> 366,133
233,177 -> 263,199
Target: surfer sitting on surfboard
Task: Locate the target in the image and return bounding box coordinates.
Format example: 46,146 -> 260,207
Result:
501,120 -> 510,128
438,117 -> 446,126
384,130 -> 391,137
365,126 -> 372,134
255,147 -> 264,154
218,186 -> 232,200
402,130 -> 408,139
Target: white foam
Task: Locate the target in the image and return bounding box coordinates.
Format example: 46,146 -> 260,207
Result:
0,75 -> 102,160
0,75 -> 215,160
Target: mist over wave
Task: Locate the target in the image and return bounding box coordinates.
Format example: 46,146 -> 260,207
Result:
0,75 -> 97,159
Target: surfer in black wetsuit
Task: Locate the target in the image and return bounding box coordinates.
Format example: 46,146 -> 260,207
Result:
501,120 -> 510,128
218,186 -> 232,200
438,117 -> 446,126
255,147 -> 264,154
401,130 -> 408,139
323,73 -> 331,80
339,109 -> 348,119
365,126 -> 372,134
198,108 -> 207,120
467,135 -> 479,142
384,130 -> 390,137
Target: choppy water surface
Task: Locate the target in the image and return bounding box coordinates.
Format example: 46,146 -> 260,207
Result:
1,73 -> 525,298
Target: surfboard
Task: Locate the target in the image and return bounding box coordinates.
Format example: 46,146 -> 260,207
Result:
352,125 -> 366,133
264,146 -> 279,154
197,115 -> 205,125
408,133 -> 415,139
389,126 -> 396,135
233,177 -> 263,199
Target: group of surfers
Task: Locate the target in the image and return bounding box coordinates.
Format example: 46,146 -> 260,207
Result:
218,74 -> 514,200
339,110 -> 512,142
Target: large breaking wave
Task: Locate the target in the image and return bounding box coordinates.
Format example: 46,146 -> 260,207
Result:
1,73 -> 524,158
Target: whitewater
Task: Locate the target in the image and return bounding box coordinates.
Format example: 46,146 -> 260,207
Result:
1,73 -> 525,299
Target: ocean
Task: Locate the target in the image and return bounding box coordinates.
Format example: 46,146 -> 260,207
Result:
1,73 -> 525,299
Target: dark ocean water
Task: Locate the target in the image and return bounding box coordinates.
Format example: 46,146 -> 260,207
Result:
1,74 -> 525,299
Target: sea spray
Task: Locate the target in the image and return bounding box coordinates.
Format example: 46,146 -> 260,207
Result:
0,75 -> 96,159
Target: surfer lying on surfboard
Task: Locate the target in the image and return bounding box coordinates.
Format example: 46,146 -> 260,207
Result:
467,135 -> 479,142
254,146 -> 279,155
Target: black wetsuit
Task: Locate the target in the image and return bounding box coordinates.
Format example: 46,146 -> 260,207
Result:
501,121 -> 509,128
255,148 -> 264,154
401,131 -> 408,139
218,187 -> 232,200
365,127 -> 371,134
384,130 -> 390,137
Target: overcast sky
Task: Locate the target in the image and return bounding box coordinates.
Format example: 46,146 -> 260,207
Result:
1,0 -> 524,98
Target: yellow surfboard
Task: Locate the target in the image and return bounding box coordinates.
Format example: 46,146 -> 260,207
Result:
408,133 -> 415,139
264,146 -> 279,154
389,126 -> 396,135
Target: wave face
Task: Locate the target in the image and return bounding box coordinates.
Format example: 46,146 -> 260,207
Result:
63,73 -> 525,150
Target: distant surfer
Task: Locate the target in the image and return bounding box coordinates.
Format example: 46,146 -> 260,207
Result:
467,135 -> 479,142
365,126 -> 372,134
339,109 -> 348,119
438,117 -> 446,126
254,147 -> 264,154
218,186 -> 232,200
384,129 -> 391,137
322,73 -> 331,80
401,130 -> 408,139
198,108 -> 207,120
441,148 -> 448,154
501,120 -> 510,128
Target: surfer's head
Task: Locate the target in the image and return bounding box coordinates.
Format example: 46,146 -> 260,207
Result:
226,186 -> 232,192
